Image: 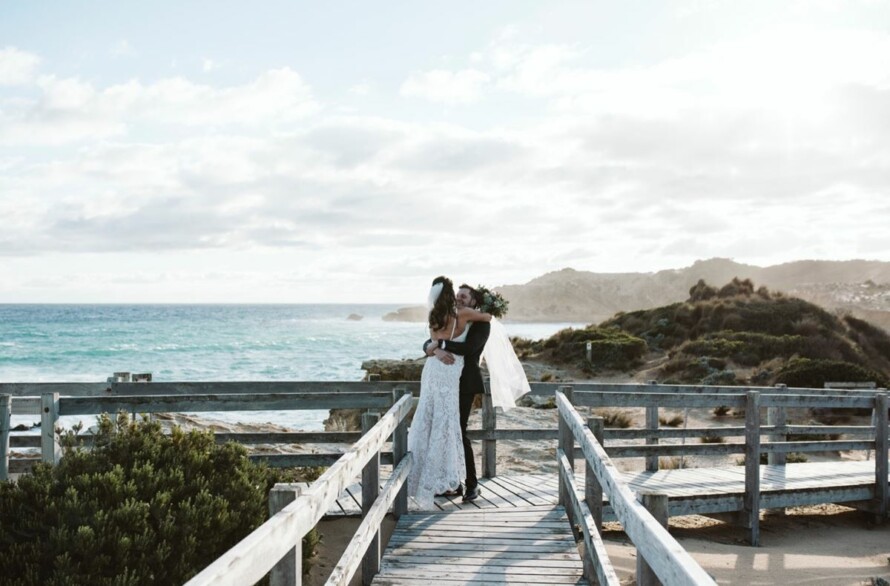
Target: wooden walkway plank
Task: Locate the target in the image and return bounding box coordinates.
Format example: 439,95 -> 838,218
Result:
373,505 -> 588,585
490,475 -> 555,506
325,459 -> 889,520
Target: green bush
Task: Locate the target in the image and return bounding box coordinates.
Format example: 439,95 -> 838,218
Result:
774,358 -> 888,389
519,326 -> 647,371
603,281 -> 844,351
659,414 -> 684,427
0,413 -> 315,586
594,409 -> 634,428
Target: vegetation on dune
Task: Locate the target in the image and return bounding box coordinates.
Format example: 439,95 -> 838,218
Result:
512,326 -> 647,373
591,277 -> 890,387
0,413 -> 320,586
518,276 -> 890,388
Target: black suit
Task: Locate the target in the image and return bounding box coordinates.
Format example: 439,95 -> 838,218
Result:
425,321 -> 490,490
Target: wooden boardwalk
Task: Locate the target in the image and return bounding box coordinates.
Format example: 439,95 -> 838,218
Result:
371,505 -> 589,585
325,460 -> 888,519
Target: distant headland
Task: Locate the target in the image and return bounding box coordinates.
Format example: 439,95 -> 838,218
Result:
383,258 -> 890,329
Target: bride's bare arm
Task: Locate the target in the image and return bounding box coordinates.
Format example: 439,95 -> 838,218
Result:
458,307 -> 491,323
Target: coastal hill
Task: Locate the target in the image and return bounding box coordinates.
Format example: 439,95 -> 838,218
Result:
369,277 -> 890,390
386,259 -> 890,330
516,277 -> 890,388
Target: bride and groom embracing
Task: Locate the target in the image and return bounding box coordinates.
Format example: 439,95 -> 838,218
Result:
407,276 -> 531,510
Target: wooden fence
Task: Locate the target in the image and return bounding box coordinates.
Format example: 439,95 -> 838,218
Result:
2,379 -> 889,584
556,388 -> 716,586
3,380 -> 889,494
185,391 -> 413,586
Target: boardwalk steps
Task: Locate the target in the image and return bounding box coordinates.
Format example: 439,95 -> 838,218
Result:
371,505 -> 589,585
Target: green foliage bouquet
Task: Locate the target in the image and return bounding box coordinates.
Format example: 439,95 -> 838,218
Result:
477,285 -> 509,318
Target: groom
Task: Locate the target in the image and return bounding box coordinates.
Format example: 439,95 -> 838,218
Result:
423,284 -> 490,502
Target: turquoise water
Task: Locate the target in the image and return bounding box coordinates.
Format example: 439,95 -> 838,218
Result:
1,304 -> 582,430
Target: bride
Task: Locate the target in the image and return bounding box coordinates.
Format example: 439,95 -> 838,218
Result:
407,276 -> 491,510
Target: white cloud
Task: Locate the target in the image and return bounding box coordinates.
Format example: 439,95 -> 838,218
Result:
0,67 -> 319,145
3,14 -> 890,302
0,47 -> 40,85
400,69 -> 490,104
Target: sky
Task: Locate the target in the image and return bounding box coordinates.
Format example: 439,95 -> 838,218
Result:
1,0 -> 889,303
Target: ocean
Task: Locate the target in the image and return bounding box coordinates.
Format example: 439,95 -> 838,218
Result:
1,304 -> 583,431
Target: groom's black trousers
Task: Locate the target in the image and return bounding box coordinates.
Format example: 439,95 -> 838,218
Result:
458,391 -> 477,490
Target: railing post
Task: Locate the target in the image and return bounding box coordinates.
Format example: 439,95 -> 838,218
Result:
767,384 -> 787,517
481,392 -> 496,478
1,394 -> 10,481
269,484 -> 302,586
586,416 -> 604,534
361,412 -> 381,585
874,391 -> 888,522
637,492 -> 668,586
645,380 -> 659,472
391,387 -> 409,519
742,390 -> 761,545
768,384 -> 787,467
558,386 -> 574,512
41,392 -> 61,465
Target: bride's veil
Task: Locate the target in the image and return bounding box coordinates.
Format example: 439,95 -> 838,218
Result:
481,317 -> 531,411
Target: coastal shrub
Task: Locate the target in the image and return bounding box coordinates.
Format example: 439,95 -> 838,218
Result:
660,355 -> 737,385
678,332 -> 808,366
520,326 -> 647,371
773,358 -> 887,390
700,432 -> 725,444
700,369 -> 737,386
659,414 -> 684,427
659,457 -> 684,470
844,315 -> 890,371
604,280 -> 845,351
0,413 -> 315,586
595,409 -> 634,429
713,405 -> 731,417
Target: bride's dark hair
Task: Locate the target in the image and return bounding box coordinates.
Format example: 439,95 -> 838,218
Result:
428,275 -> 455,331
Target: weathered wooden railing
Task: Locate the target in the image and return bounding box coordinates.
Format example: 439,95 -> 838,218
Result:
3,379 -> 889,583
556,388 -> 717,586
0,380 -> 422,478
4,381 -> 889,494
185,390 -> 413,586
570,383 -> 889,543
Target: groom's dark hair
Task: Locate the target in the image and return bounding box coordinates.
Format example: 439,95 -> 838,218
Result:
459,284 -> 483,309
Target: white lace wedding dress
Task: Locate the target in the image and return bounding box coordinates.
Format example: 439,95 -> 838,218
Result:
407,325 -> 467,510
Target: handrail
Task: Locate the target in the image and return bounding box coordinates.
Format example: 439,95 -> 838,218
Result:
0,380 -> 422,397
554,447 -> 620,585
184,392 -> 413,586
6,381 -> 888,489
3,379 -> 879,398
324,453 -> 412,586
557,391 -> 717,586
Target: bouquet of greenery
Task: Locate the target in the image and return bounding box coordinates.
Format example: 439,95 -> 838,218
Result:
477,285 -> 509,318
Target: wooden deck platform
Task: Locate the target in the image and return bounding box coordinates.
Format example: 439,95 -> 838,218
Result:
371,505 -> 589,585
322,460 -> 888,520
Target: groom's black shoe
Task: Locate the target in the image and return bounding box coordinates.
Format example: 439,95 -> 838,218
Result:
462,485 -> 480,502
